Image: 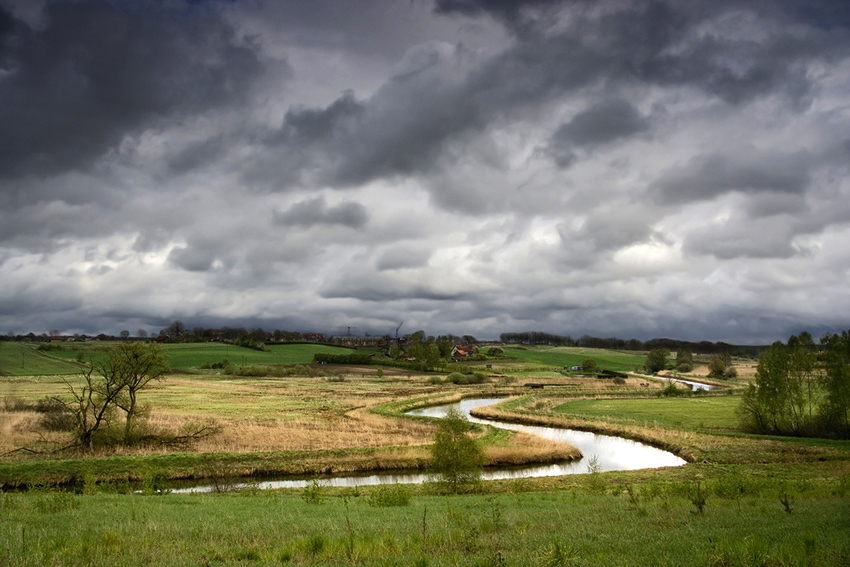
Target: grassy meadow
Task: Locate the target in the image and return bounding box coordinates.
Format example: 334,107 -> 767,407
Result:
1,475 -> 848,566
551,396 -> 742,432
1,343 -> 849,566
502,346 -> 645,373
0,342 -> 83,376
14,341 -> 358,373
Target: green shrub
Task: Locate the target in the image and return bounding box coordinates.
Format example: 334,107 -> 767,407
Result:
313,352 -> 374,365
140,468 -> 171,495
367,484 -> 412,507
446,372 -> 485,385
658,381 -> 690,397
302,479 -> 324,504
430,408 -> 484,493
31,489 -> 80,513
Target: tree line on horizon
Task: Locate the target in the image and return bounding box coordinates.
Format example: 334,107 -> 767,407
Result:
498,331 -> 761,356
0,323 -> 822,357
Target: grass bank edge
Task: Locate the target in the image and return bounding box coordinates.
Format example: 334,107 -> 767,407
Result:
0,390 -> 570,488
470,395 -> 850,468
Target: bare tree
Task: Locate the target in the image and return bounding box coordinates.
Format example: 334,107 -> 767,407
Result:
111,342 -> 169,443
59,363 -> 127,450
56,342 -> 169,449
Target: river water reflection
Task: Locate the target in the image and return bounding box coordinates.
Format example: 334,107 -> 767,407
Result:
173,398 -> 685,493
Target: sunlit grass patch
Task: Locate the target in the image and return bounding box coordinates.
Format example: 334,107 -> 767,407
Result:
552,396 -> 742,432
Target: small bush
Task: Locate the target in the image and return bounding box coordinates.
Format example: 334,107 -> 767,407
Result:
367,484 -> 412,507
3,396 -> 35,412
33,490 -> 80,514
658,382 -> 690,397
302,479 -> 324,504
446,372 -> 485,385
427,376 -> 443,385
36,398 -> 76,431
677,362 -> 694,373
232,365 -> 271,377
140,468 -> 171,495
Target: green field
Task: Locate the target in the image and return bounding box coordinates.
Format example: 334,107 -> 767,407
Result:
3,342 -> 850,565
156,342 -> 357,369
2,342 -> 359,374
0,342 -> 82,376
503,346 -> 645,372
552,396 -> 742,432
2,478 -> 848,567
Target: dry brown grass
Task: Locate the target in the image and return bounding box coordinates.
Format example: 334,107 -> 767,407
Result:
0,374 -> 453,458
485,431 -> 581,466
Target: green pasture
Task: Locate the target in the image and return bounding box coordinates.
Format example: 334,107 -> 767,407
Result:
0,342 -> 82,376
503,346 -> 645,373
160,342 -> 356,369
1,476 -> 848,567
9,342 -> 357,373
552,396 -> 742,432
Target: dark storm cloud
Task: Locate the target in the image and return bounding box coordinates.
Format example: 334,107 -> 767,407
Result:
2,0 -> 850,343
553,99 -> 650,149
166,136 -> 229,174
254,0 -> 842,195
0,197 -> 115,251
0,0 -> 264,180
432,0 -> 565,36
654,152 -> 812,204
0,5 -> 14,51
433,0 -> 559,19
684,217 -> 799,260
546,99 -> 650,167
319,275 -> 470,302
253,42 -> 490,188
376,248 -> 433,271
168,244 -> 220,273
272,197 -> 368,228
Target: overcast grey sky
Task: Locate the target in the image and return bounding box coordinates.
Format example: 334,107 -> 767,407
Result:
1,0 -> 849,343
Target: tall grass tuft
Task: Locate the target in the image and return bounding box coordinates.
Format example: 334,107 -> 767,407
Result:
301,478 -> 324,504
546,540 -> 580,567
367,484 -> 412,507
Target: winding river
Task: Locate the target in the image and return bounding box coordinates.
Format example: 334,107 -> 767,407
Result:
172,398 -> 686,493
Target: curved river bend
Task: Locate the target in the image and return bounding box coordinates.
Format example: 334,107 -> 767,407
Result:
173,398 -> 685,493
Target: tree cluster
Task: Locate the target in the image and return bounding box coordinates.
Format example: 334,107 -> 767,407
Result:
429,407 -> 484,493
740,331 -> 850,439
644,348 -> 670,374
55,342 -> 169,450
